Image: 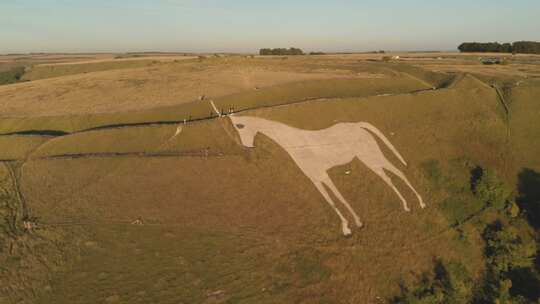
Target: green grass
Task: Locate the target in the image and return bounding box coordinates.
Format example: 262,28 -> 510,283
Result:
0,164 -> 76,304
441,195 -> 485,226
30,120 -> 243,158
508,79 -> 540,173
420,158 -> 486,227
0,66 -> 26,85
421,159 -> 445,189
213,76 -> 430,112
38,225 -> 278,304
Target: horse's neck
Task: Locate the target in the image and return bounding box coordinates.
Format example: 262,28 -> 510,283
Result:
254,119 -> 293,142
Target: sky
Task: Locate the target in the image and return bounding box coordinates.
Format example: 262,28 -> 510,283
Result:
1,0 -> 539,54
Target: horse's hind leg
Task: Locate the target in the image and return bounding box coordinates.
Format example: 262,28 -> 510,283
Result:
369,166 -> 411,212
383,163 -> 426,209
313,181 -> 352,236
323,178 -> 363,228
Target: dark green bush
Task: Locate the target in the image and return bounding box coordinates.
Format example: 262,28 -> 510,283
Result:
421,159 -> 444,187
484,221 -> 536,274
0,66 -> 26,85
259,48 -> 304,56
441,196 -> 485,226
477,220 -> 538,303
472,169 -> 511,211
458,41 -> 540,54
391,260 -> 473,304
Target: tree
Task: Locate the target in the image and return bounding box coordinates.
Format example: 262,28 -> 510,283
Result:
0,66 -> 26,86
457,41 -> 540,54
512,41 -> 540,54
473,169 -> 511,211
259,47 -> 305,56
477,221 -> 538,303
458,42 -> 508,53
484,222 -> 536,273
391,260 -> 473,304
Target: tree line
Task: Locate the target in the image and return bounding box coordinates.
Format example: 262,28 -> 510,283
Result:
259,48 -> 304,56
458,41 -> 540,54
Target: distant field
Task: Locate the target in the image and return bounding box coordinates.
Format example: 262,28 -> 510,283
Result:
22,55 -> 200,81
36,54 -> 197,66
0,57 -> 394,117
21,60 -> 159,81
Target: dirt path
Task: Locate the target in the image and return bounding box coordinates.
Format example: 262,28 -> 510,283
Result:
210,100 -> 221,116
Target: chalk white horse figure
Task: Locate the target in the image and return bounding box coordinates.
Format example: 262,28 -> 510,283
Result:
230,116 -> 425,236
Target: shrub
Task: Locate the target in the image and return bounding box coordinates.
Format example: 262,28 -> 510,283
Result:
421,159 -> 444,188
391,260 -> 473,304
472,169 -> 511,211
441,196 -> 484,226
477,220 -> 538,303
0,66 -> 26,85
259,48 -> 304,56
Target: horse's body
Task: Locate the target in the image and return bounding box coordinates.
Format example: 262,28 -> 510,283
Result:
230,116 -> 425,236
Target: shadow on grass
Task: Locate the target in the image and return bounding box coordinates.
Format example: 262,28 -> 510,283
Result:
469,166 -> 484,193
517,168 -> 540,229
508,267 -> 540,301
516,168 -> 540,284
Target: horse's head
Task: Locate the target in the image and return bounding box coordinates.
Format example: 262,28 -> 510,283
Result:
230,116 -> 257,148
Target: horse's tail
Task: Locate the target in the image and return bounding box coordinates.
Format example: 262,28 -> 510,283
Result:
358,122 -> 407,166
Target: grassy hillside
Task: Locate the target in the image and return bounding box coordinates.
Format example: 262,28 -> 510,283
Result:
1,58 -> 394,117
508,79 -> 540,172
1,57 -> 539,303
0,101 -> 214,135
0,136 -> 51,160
10,76 -> 509,303
0,162 -> 79,303
213,76 -> 429,112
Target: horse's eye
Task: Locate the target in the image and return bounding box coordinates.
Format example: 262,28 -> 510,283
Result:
236,124 -> 245,129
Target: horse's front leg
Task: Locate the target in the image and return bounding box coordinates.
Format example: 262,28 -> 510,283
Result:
313,181 -> 352,236
323,177 -> 363,228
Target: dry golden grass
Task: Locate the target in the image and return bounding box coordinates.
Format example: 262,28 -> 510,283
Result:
508,79 -> 540,173
0,135 -> 50,160
35,55 -> 197,67
2,54 -> 538,303
0,57 -> 384,117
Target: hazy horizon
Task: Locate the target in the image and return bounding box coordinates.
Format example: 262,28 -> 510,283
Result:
1,0 -> 539,54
